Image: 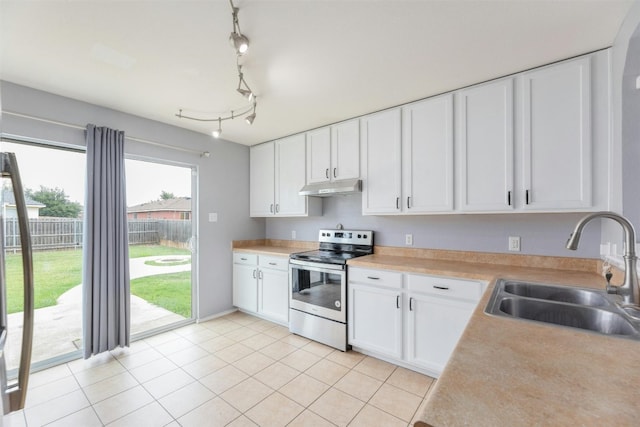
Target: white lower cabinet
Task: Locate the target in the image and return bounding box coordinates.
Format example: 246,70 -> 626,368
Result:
348,284 -> 402,359
233,253 -> 289,325
348,267 -> 485,377
406,292 -> 477,373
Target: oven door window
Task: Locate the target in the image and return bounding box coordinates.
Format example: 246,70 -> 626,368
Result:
291,266 -> 344,312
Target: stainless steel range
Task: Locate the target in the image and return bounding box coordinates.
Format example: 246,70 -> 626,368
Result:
289,229 -> 373,351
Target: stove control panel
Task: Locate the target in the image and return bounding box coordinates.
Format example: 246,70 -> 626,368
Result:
318,229 -> 373,246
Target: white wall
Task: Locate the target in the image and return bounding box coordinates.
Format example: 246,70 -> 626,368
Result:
0,81 -> 266,319
267,195 -> 601,258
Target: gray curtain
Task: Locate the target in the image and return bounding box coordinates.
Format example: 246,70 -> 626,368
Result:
83,124 -> 130,358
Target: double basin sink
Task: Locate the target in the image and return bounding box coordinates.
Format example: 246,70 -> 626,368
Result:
485,279 -> 640,340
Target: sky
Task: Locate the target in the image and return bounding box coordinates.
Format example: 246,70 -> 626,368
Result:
1,142 -> 192,206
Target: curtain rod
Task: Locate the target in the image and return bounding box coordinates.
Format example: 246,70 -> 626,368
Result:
1,110 -> 211,157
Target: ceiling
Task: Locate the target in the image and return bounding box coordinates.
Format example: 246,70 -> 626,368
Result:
0,0 -> 634,146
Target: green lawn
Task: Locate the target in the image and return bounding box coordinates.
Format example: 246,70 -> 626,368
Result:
5,245 -> 191,315
130,271 -> 192,317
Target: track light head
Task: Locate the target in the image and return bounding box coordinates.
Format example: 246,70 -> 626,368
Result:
245,112 -> 256,125
230,32 -> 249,55
212,118 -> 222,138
237,87 -> 254,101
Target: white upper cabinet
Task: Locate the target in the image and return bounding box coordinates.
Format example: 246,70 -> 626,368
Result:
402,94 -> 454,213
331,120 -> 360,181
249,141 -> 276,217
306,127 -> 332,183
275,134 -> 308,216
457,78 -> 514,212
306,120 -> 360,184
250,134 -> 321,217
520,56 -> 592,210
361,108 -> 402,214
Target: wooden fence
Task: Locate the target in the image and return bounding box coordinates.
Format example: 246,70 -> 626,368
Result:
3,218 -> 192,251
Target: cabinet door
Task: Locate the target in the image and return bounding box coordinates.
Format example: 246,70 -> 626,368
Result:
348,284 -> 402,359
233,263 -> 258,312
458,78 -> 514,211
331,119 -> 360,181
249,142 -> 275,217
361,109 -> 402,214
407,293 -> 475,375
306,127 -> 331,184
258,268 -> 289,324
521,56 -> 591,210
402,94 -> 453,213
275,134 -> 308,216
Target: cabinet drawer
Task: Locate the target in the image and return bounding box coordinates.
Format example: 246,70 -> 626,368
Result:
233,253 -> 258,265
348,267 -> 402,289
259,255 -> 289,271
407,274 -> 484,301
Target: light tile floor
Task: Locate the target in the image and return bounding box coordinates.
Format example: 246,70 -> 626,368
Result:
6,311 -> 436,427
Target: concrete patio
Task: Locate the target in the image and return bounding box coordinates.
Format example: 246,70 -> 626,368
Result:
5,255 -> 191,370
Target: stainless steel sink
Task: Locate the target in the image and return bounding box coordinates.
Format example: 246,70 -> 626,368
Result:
485,279 -> 640,340
502,281 -> 610,307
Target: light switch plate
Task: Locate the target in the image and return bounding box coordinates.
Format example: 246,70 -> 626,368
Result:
209,212 -> 218,222
509,236 -> 521,252
405,234 -> 413,246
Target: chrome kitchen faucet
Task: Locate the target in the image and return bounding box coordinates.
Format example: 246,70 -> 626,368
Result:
566,211 -> 640,307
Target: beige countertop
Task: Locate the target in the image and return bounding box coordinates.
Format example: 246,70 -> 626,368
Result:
231,242 -> 640,425
350,253 -> 639,427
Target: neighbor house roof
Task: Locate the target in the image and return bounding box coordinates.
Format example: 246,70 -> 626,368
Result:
2,189 -> 46,207
127,197 -> 191,213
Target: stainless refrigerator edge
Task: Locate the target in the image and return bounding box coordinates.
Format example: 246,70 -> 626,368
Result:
0,152 -> 34,421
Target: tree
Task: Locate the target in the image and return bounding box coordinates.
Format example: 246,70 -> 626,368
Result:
160,191 -> 175,200
27,186 -> 82,218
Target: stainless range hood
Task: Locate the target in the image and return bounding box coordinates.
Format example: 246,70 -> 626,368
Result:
299,178 -> 362,197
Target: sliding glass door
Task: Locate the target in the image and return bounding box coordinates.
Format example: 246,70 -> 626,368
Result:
1,139 -> 85,371
125,158 -> 196,336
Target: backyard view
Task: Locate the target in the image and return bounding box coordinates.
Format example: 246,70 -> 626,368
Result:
5,244 -> 192,317
2,141 -> 195,371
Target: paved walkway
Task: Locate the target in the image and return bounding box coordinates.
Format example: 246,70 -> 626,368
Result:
6,256 -> 192,369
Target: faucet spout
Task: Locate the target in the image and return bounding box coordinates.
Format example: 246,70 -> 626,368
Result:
567,211 -> 639,306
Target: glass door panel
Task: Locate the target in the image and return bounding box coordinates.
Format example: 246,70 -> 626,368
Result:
1,140 -> 85,372
125,158 -> 195,336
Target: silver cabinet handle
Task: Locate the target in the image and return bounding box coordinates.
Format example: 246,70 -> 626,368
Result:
326,168 -> 329,179
396,295 -> 400,309
333,168 -> 337,178
526,189 -> 530,205
396,197 -> 400,209
407,196 -> 411,209
367,276 -> 380,280
240,257 -> 247,261
270,204 -> 274,213
507,191 -> 512,206
268,262 -> 277,266
253,269 -> 257,279
433,285 -> 450,290
275,204 -> 280,213
259,270 -> 264,279
0,153 -> 34,411
409,297 -> 414,311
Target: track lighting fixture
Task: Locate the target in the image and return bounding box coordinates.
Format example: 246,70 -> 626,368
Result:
176,0 -> 258,137
229,2 -> 249,55
245,103 -> 256,124
236,63 -> 254,101
212,118 -> 222,138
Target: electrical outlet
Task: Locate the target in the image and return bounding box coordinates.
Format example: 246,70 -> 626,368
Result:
291,230 -> 296,240
405,234 -> 413,246
509,236 -> 521,252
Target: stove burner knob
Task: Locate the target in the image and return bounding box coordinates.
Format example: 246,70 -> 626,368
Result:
357,234 -> 362,238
